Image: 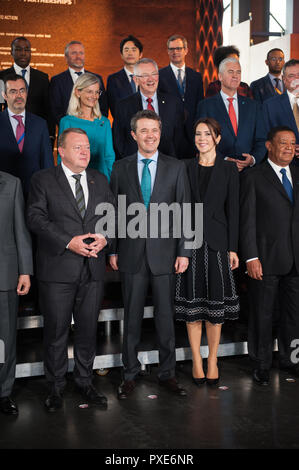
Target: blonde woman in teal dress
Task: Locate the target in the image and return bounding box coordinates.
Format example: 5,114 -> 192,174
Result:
58,73 -> 115,181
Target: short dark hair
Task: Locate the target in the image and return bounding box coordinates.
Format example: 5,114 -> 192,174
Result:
130,109 -> 162,133
58,128 -> 88,147
193,117 -> 221,146
266,48 -> 284,60
283,58 -> 299,74
3,73 -> 27,93
213,45 -> 240,70
11,36 -> 31,50
120,35 -> 143,54
267,126 -> 296,142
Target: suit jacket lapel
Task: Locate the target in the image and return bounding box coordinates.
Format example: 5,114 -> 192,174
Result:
84,170 -> 97,221
281,93 -> 299,140
55,165 -> 82,217
203,154 -> 223,206
216,93 -> 236,139
128,155 -> 143,202
261,160 -> 292,202
150,153 -> 167,203
120,69 -> 132,94
290,165 -> 299,203
4,109 -> 20,154
237,95 -> 247,140
187,158 -> 200,202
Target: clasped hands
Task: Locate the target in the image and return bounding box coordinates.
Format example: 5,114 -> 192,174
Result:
226,153 -> 254,172
68,233 -> 107,258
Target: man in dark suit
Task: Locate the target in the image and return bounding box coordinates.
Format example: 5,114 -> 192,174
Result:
27,128 -> 116,412
197,57 -> 266,171
107,35 -> 143,118
113,58 -> 185,160
0,36 -> 55,141
158,34 -> 204,157
250,48 -> 285,103
0,73 -> 53,196
240,126 -> 299,385
263,59 -> 299,161
110,110 -> 191,399
49,40 -> 108,127
0,172 -> 33,415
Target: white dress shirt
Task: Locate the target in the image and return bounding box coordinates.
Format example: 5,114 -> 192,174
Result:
69,67 -> 85,84
170,63 -> 186,82
220,90 -> 239,124
287,90 -> 299,109
14,63 -> 30,86
140,91 -> 159,114
61,161 -> 89,206
7,107 -> 26,138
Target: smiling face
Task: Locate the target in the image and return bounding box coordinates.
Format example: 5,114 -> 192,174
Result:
75,81 -> 100,110
219,61 -> 241,94
266,130 -> 296,167
283,64 -> 299,96
121,40 -> 142,67
134,62 -> 159,97
66,43 -> 85,71
195,122 -> 220,155
59,131 -> 90,173
3,78 -> 27,114
131,117 -> 161,157
11,38 -> 31,68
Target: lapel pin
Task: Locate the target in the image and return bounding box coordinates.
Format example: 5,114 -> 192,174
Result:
162,101 -> 165,104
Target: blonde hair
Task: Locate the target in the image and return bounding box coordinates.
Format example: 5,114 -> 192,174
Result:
67,72 -> 101,119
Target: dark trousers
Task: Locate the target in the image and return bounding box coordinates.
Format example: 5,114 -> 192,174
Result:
39,263 -> 104,391
121,257 -> 176,381
248,267 -> 299,369
0,290 -> 18,397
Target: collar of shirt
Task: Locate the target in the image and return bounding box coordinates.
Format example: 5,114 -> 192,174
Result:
140,91 -> 158,113
7,107 -> 26,137
14,63 -> 30,85
267,158 -> 293,186
170,63 -> 186,80
124,67 -> 134,81
268,73 -> 282,83
61,161 -> 89,203
220,90 -> 239,120
69,67 -> 85,83
137,151 -> 158,191
287,89 -> 299,107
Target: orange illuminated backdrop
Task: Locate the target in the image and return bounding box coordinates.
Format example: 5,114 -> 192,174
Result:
0,0 -> 223,92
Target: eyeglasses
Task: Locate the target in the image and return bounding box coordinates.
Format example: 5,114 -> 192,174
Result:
168,47 -> 185,52
7,88 -> 27,96
268,57 -> 284,62
135,72 -> 159,79
81,89 -> 102,97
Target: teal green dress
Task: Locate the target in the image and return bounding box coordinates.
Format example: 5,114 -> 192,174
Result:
58,115 -> 115,181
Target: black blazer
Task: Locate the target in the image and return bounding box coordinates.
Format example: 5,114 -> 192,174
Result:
250,74 -> 283,103
185,155 -> 239,252
107,68 -> 134,118
0,66 -> 55,136
112,91 -> 185,160
27,165 -> 116,283
0,109 -> 54,196
49,69 -> 108,126
158,65 -> 204,151
110,152 -> 191,275
240,160 -> 299,275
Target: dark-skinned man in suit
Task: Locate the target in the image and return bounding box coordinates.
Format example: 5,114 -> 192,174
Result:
250,48 -> 285,103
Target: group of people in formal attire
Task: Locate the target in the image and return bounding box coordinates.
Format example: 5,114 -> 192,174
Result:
0,32 -> 299,416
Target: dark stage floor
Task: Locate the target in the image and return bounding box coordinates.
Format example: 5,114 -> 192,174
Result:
1,355 -> 299,450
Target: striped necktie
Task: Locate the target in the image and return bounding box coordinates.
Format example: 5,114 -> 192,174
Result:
129,74 -> 136,93
274,78 -> 282,95
147,98 -> 154,111
12,115 -> 25,152
72,174 -> 86,218
177,68 -> 185,97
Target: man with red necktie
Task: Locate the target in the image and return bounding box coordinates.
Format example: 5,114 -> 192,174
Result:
197,57 -> 266,171
0,73 -> 53,196
113,58 -> 185,160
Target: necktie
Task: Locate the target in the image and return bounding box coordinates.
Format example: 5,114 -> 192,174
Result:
293,101 -> 299,131
141,159 -> 152,209
147,98 -> 154,111
12,115 -> 25,152
75,71 -> 83,79
21,69 -> 28,89
129,74 -> 136,93
227,97 -> 238,136
274,78 -> 282,95
280,168 -> 293,203
177,69 -> 184,97
72,174 -> 86,218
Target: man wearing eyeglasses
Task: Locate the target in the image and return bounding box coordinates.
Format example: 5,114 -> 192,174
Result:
113,58 -> 185,160
0,73 -> 53,197
158,35 -> 204,157
27,128 -> 116,412
250,48 -> 285,103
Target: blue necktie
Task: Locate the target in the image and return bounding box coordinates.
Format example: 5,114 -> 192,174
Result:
21,69 -> 28,89
280,168 -> 293,203
129,74 -> 136,93
141,159 -> 152,209
177,69 -> 184,98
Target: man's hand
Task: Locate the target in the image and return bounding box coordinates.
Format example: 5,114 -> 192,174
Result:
68,233 -> 98,258
246,259 -> 263,280
88,233 -> 108,256
17,275 -> 31,295
175,256 -> 189,274
235,153 -> 254,172
229,251 -> 239,270
109,255 -> 119,271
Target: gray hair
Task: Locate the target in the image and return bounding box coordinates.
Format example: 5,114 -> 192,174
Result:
64,40 -> 84,57
218,56 -> 240,75
67,72 -> 101,119
167,34 -> 188,49
134,58 -> 159,76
